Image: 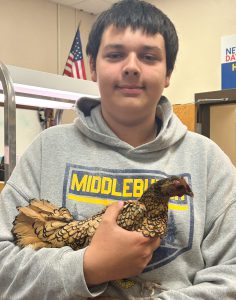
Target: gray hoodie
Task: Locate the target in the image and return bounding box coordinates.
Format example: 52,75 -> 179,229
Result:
0,96 -> 235,299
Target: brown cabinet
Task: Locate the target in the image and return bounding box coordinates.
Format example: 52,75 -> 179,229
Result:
195,89 -> 236,166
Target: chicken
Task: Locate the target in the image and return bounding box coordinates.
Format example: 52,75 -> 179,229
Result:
12,176 -> 193,250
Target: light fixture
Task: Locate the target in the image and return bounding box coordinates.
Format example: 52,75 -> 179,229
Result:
0,62 -> 100,181
0,64 -> 99,109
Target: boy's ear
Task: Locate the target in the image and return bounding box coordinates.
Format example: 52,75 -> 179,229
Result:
165,72 -> 172,88
89,57 -> 97,82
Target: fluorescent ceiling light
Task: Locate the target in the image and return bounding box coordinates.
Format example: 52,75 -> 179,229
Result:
0,93 -> 75,109
0,65 -> 100,109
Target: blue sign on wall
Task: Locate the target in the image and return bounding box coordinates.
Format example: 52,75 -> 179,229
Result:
221,35 -> 236,89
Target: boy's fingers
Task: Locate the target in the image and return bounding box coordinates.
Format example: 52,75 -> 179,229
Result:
149,237 -> 161,250
102,201 -> 124,222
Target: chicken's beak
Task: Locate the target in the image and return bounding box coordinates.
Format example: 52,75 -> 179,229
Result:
186,185 -> 194,197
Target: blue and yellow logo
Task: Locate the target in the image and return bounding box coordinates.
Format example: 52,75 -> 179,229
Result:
64,165 -> 189,211
63,163 -> 194,270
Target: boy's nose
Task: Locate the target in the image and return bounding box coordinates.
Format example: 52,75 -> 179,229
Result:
122,54 -> 140,77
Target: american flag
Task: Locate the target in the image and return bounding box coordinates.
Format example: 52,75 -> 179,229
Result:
63,27 -> 87,79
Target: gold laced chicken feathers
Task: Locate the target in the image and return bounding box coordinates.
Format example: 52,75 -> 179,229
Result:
12,176 -> 193,250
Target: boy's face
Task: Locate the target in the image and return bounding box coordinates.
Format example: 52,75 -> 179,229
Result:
90,25 -> 171,126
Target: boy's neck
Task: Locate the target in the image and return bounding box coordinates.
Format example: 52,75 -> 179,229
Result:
120,128 -> 157,147
103,115 -> 158,147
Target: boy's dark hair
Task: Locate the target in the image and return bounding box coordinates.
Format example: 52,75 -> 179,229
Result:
86,0 -> 178,76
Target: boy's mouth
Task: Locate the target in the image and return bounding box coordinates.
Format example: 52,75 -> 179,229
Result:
116,85 -> 145,95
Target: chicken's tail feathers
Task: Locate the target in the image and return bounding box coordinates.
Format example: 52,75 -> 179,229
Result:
12,211 -> 48,249
14,233 -> 51,250
30,199 -> 73,221
12,199 -> 73,249
17,199 -> 73,222
28,199 -> 57,213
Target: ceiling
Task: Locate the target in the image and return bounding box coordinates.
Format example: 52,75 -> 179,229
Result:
49,0 -> 154,15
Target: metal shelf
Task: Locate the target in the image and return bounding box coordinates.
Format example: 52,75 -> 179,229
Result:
195,89 -> 236,137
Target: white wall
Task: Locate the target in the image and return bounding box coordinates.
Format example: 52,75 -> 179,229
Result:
0,0 -> 96,156
1,0 -> 235,100
0,0 -> 96,76
152,0 -> 236,103
0,107 -> 42,156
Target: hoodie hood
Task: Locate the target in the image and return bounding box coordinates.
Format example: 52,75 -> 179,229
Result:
74,96 -> 187,154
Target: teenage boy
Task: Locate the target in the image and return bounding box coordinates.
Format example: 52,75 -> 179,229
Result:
0,0 -> 235,299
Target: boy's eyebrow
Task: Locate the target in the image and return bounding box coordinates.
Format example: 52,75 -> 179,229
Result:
103,44 -> 125,51
103,44 -> 163,52
142,45 -> 163,53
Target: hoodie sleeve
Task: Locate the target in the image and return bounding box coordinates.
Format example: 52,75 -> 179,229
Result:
156,143 -> 236,300
0,135 -> 106,300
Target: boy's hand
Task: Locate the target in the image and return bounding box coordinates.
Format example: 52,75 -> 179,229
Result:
83,202 -> 160,286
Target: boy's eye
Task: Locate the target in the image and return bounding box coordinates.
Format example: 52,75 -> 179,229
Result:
141,54 -> 159,63
106,52 -> 124,60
